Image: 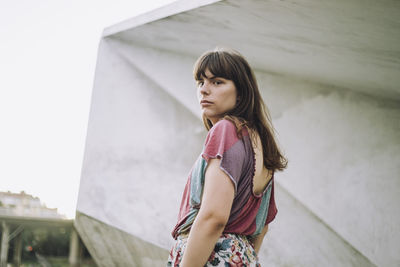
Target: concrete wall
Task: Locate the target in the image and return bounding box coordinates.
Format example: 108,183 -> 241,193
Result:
75,39 -> 206,266
75,212 -> 168,266
256,70 -> 400,266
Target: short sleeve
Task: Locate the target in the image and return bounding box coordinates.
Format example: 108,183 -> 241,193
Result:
265,179 -> 278,224
201,119 -> 246,193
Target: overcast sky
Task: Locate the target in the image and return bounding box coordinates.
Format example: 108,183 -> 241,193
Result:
0,0 -> 176,218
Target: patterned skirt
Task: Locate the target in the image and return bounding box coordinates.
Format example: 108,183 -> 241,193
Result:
167,233 -> 260,267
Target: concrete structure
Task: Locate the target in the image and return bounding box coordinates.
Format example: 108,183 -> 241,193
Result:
0,192 -> 82,266
76,0 -> 400,266
0,216 -> 79,267
0,222 -> 9,267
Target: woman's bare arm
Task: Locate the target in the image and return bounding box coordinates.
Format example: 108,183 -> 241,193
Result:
180,158 -> 235,267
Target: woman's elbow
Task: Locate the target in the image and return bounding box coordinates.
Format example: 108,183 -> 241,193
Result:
198,210 -> 228,231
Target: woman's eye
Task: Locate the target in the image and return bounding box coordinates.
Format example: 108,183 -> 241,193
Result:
197,81 -> 204,86
214,80 -> 223,85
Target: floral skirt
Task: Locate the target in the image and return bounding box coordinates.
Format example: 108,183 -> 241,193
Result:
167,233 -> 260,267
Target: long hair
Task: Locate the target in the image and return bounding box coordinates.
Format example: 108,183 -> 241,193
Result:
193,47 -> 287,172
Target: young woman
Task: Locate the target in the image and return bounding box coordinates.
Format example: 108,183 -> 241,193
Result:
167,47 -> 287,266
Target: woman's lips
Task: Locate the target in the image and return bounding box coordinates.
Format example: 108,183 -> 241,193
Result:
200,100 -> 213,106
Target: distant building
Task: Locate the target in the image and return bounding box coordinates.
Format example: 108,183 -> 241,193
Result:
0,191 -> 65,219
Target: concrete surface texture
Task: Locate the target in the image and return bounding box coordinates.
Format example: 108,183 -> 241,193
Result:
75,212 -> 168,266
76,0 -> 400,266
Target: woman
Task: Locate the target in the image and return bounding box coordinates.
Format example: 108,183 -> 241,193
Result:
167,47 -> 287,266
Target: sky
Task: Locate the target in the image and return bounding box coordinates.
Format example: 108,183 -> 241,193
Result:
0,0 -> 176,218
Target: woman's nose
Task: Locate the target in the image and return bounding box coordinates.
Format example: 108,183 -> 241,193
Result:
200,81 -> 210,95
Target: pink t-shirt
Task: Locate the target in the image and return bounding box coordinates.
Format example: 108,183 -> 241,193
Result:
172,119 -> 277,239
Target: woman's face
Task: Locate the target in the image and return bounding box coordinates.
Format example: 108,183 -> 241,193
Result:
197,69 -> 238,125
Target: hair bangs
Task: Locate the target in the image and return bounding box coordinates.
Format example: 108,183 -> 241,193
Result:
194,51 -> 235,81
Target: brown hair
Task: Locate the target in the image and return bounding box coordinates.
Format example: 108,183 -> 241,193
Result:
193,47 -> 287,172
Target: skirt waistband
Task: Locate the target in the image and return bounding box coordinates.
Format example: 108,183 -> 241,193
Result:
177,231 -> 250,241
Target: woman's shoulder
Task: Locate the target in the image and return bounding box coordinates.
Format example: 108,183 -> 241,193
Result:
213,118 -> 236,130
212,118 -> 249,134
204,119 -> 249,152
211,118 -> 250,138
206,119 -> 239,140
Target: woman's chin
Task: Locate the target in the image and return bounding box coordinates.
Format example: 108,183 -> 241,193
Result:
204,115 -> 222,125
